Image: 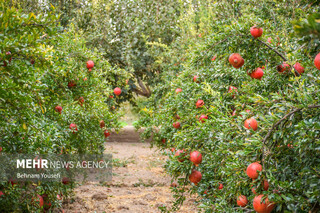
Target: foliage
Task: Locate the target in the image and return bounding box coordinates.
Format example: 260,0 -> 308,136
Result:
0,2 -> 127,212
137,1 -> 320,212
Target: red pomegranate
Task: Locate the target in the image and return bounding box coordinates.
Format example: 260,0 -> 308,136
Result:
193,75 -> 199,83
228,53 -> 244,68
246,162 -> 262,179
277,63 -> 290,73
315,53 -> 320,70
252,187 -> 257,194
190,151 -> 202,166
218,183 -> 223,190
62,177 -> 70,185
211,56 -> 217,61
104,129 -> 111,138
36,194 -> 44,207
55,105 -> 62,114
253,195 -> 275,213
250,26 -> 263,38
79,97 -> 84,106
228,86 -> 238,97
196,99 -> 204,108
189,170 -> 202,185
173,122 -> 181,129
67,81 -> 76,88
99,120 -> 105,128
0,191 -> 4,197
174,149 -> 185,162
244,117 -> 258,131
44,200 -> 52,210
237,195 -> 248,207
293,62 -> 304,74
251,68 -> 264,80
69,123 -> 78,133
175,88 -> 182,94
199,115 -> 208,123
114,87 -> 122,96
86,60 -> 94,71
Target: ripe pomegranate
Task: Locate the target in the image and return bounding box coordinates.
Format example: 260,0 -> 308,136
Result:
244,117 -> 258,131
68,81 -> 76,88
277,63 -> 290,73
199,115 -> 208,123
263,180 -> 269,191
293,62 -> 304,74
99,120 -> 105,128
193,75 -> 199,83
267,37 -> 272,44
86,60 -> 94,71
36,194 -> 44,207
190,151 -> 202,166
62,177 -> 70,185
55,105 -> 62,114
175,88 -> 182,94
228,53 -> 244,68
110,95 -> 114,98
69,123 -> 78,133
189,170 -> 202,185
237,195 -> 248,207
79,97 -> 84,106
315,53 -> 320,70
174,149 -> 185,162
173,122 -> 181,129
253,195 -> 275,213
218,183 -> 223,190
246,162 -> 262,179
114,87 -> 122,96
104,129 -> 111,138
196,99 -> 204,108
251,68 -> 264,80
250,26 -> 263,38
0,191 -> 4,197
252,187 -> 257,194
211,56 -> 217,61
228,86 -> 238,97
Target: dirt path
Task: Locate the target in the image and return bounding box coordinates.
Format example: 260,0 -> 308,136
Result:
63,126 -> 198,213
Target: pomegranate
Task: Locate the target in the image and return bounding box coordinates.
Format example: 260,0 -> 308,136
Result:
252,187 -> 257,194
0,191 -> 4,197
228,86 -> 238,97
250,26 -> 263,38
189,170 -> 202,185
44,200 -> 52,210
267,37 -> 272,44
196,99 -> 204,108
68,81 -> 76,88
315,53 -> 320,70
69,123 -> 78,133
190,151 -> 202,166
244,117 -> 258,131
161,139 -> 166,144
193,75 -> 199,83
55,106 -> 62,114
9,178 -> 17,186
79,97 -> 84,106
293,62 -> 304,74
228,53 -> 244,68
277,63 -> 290,73
114,87 -> 122,96
110,95 -> 114,98
211,56 -> 217,61
36,194 -> 44,207
237,195 -> 248,207
175,88 -> 182,94
251,68 -> 264,80
173,122 -> 181,129
171,148 -> 175,152
99,120 -> 105,128
253,195 -> 275,213
104,129 -> 111,138
218,183 -> 223,190
62,177 -> 70,185
246,162 -> 262,179
174,149 -> 185,162
0,147 -> 2,152
199,115 -> 208,123
86,60 -> 94,71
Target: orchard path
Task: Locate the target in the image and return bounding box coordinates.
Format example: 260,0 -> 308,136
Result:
63,126 -> 198,213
